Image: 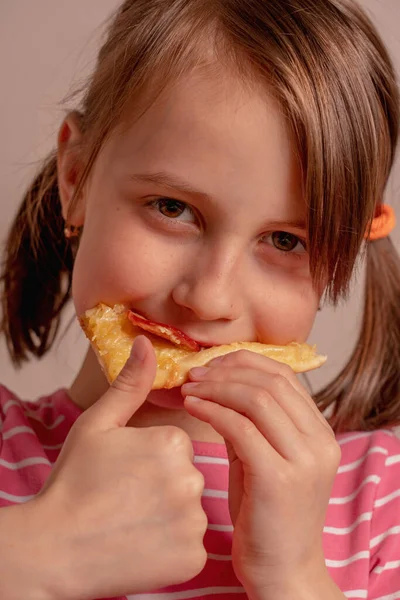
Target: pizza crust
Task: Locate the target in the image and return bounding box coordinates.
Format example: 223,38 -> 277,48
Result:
79,303 -> 327,389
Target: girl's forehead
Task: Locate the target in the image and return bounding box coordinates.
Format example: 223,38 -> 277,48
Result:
112,67 -> 290,154
103,69 -> 304,221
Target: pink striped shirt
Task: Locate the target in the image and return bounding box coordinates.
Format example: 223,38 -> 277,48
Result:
1,384 -> 400,600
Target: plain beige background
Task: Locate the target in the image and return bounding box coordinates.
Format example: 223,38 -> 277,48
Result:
0,0 -> 399,400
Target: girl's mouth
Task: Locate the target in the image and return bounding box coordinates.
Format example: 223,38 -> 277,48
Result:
128,310 -> 213,351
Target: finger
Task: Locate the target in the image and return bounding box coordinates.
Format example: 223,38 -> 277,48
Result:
184,395 -> 284,472
82,335 -> 157,430
186,366 -> 331,437
182,381 -> 305,460
204,351 -> 334,436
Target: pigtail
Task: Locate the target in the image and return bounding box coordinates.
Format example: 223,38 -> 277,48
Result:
316,236 -> 400,432
0,153 -> 73,365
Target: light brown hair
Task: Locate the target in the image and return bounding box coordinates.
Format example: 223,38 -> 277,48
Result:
1,0 -> 399,432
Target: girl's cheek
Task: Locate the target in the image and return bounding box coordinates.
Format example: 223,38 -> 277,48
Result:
253,278 -> 319,345
71,221 -> 185,314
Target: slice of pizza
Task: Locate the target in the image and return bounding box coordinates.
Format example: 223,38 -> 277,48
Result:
79,303 -> 327,390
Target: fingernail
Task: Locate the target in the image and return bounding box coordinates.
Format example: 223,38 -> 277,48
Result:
189,367 -> 209,378
131,336 -> 147,362
182,382 -> 200,392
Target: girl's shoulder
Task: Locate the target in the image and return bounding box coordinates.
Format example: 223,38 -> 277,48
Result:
333,428 -> 400,535
0,384 -> 82,432
336,427 -> 400,464
335,427 -> 400,487
0,385 -> 81,507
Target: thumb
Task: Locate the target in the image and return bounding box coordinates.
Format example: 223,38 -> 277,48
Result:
86,335 -> 157,430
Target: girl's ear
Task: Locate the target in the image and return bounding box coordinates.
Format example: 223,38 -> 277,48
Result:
57,111 -> 86,225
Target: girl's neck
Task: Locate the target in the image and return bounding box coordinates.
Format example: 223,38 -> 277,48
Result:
68,347 -> 225,443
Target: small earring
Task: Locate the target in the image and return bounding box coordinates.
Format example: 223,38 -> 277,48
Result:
64,224 -> 82,239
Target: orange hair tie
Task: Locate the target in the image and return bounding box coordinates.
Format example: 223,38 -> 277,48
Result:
366,204 -> 396,241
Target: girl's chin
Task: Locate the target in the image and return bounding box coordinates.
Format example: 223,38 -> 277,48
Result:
146,388 -> 186,410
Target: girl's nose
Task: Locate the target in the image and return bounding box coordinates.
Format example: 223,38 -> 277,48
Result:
172,247 -> 242,322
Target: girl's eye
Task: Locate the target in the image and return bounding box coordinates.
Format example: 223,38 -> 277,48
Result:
262,231 -> 306,253
150,198 -> 195,222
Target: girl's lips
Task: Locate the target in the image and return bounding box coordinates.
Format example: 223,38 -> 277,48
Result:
185,338 -> 216,349
128,308 -> 229,349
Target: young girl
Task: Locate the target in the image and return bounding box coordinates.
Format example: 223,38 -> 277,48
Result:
1,0 -> 399,598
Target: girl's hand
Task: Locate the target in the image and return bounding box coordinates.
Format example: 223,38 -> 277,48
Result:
32,336 -> 207,600
181,350 -> 341,599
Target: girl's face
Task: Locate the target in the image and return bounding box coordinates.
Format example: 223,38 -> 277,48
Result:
65,68 -> 321,408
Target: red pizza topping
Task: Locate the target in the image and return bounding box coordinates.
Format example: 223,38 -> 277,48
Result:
128,311 -> 200,351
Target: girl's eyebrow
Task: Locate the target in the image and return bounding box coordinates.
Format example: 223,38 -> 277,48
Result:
129,171 -> 212,202
264,220 -> 307,232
